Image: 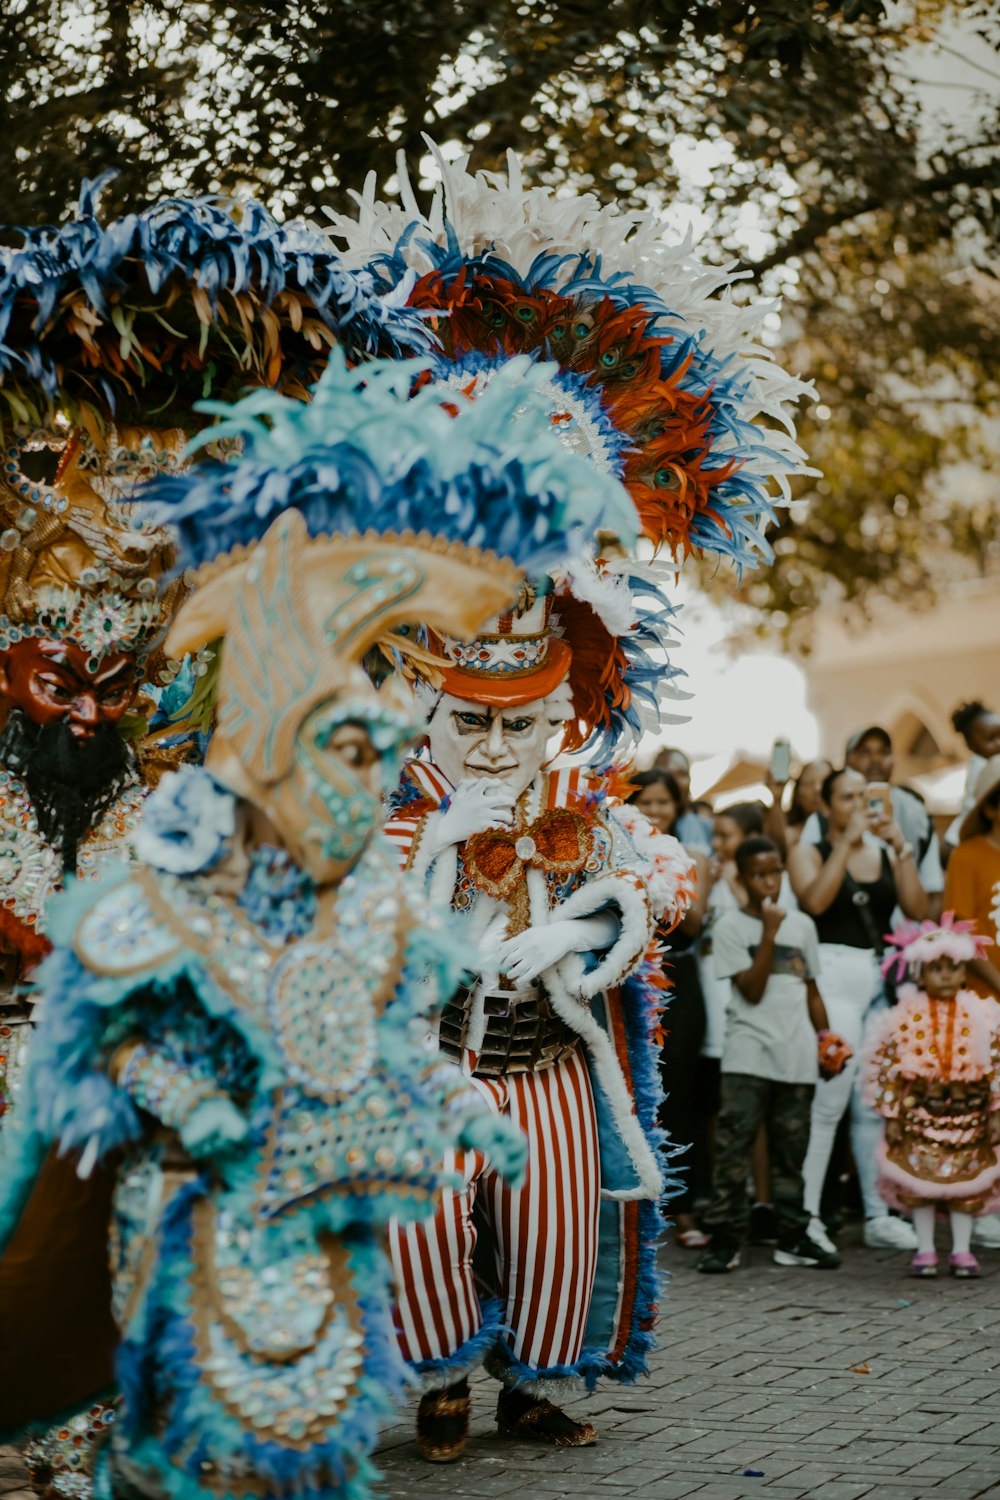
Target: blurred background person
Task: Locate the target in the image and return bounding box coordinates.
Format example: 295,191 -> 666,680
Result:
785,759 -> 833,852
945,702 -> 1000,855
942,754 -> 1000,1251
652,747 -> 712,850
943,757 -> 1000,1003
845,726 -> 943,919
697,801 -> 774,1230
789,766 -> 928,1252
629,770 -> 711,1246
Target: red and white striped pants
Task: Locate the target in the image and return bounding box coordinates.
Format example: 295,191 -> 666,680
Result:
390,1046 -> 601,1375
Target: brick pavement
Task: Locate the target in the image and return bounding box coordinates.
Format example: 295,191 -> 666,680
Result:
1,1225 -> 998,1500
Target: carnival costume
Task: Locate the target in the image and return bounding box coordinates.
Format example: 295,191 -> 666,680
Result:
0,185 -> 438,1497
326,143 -> 815,1450
0,351 -> 636,1498
0,436 -> 181,1119
865,918 -> 1000,1220
0,178 -> 430,1107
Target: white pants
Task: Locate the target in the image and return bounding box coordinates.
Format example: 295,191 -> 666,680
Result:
802,943 -> 887,1221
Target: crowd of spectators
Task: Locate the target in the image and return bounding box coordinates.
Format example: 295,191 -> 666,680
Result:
628,701 -> 1000,1274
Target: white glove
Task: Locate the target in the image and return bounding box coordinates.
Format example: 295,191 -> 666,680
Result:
486,912 -> 619,986
427,778 -> 516,857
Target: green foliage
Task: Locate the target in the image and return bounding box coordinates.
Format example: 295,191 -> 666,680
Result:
1,0 -> 998,636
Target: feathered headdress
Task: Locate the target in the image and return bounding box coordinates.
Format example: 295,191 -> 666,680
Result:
323,141 -> 811,765
881,913 -> 989,981
0,424 -> 179,674
325,138 -> 814,569
142,348 -> 639,782
0,175 -> 432,438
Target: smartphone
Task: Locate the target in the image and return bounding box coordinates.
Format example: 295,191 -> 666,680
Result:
770,738 -> 791,784
866,781 -> 891,820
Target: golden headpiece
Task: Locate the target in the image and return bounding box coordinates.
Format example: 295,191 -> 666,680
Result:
0,426 -> 181,671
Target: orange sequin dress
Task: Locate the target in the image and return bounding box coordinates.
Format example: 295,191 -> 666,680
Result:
865,983 -> 1000,1213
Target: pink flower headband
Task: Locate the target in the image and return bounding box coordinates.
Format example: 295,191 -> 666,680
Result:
881,912 -> 988,980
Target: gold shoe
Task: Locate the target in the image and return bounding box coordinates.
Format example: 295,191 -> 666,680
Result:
416,1380 -> 471,1463
496,1389 -> 598,1447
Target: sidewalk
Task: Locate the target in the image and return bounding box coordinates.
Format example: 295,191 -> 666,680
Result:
2,1226 -> 998,1500
374,1224 -> 1000,1500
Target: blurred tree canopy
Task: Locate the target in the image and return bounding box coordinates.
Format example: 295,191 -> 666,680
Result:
2,0 -> 999,637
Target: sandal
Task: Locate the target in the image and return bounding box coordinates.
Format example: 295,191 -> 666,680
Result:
496,1388 -> 597,1447
416,1379 -> 470,1463
676,1227 -> 710,1249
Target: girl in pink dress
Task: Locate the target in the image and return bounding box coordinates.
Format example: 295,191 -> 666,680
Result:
865,915 -> 1000,1278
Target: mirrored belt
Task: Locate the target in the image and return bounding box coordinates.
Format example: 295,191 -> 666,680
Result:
440,980 -> 579,1077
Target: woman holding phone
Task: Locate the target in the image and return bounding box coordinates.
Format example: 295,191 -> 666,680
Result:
788,766 -> 928,1251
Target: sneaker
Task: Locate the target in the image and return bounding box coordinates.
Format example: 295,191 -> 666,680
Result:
697,1243 -> 740,1274
748,1202 -> 779,1246
949,1251 -> 981,1279
807,1216 -> 838,1256
909,1251 -> 938,1278
972,1212 -> 1000,1248
773,1233 -> 840,1269
863,1215 -> 918,1250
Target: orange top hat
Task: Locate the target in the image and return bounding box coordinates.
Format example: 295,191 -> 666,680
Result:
430,588 -> 572,707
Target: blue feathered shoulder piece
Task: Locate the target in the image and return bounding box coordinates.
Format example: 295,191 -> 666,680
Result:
0,174 -> 432,435
143,348 -> 639,580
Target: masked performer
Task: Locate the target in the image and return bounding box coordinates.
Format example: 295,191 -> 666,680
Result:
0,430 -> 183,1122
327,142 -> 815,1456
0,181 -> 431,1119
0,352 -> 634,1499
0,181 -> 436,1500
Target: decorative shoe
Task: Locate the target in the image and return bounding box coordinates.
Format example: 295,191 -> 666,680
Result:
416,1379 -> 471,1463
496,1388 -> 597,1447
949,1251 -> 981,1279
909,1251 -> 938,1278
697,1243 -> 740,1274
23,1400 -> 118,1498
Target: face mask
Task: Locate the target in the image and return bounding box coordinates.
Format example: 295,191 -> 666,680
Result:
428,693 -> 554,798
261,690 -> 422,885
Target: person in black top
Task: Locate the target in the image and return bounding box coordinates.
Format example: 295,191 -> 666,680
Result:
788,767 -> 928,1252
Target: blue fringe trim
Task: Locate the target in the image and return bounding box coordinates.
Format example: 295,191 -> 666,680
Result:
117,1180 -> 403,1499
406,1297 -> 505,1389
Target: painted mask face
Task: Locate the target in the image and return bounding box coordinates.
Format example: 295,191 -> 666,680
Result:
0,638 -> 138,739
259,689 -> 420,885
427,693 -> 554,798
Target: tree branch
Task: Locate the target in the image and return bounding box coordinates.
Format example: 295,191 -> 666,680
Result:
748,158 -> 1000,274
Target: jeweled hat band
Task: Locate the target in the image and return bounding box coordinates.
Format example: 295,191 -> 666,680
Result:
439,592 -> 555,682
